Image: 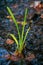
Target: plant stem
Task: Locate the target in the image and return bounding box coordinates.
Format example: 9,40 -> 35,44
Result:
22,8 -> 28,40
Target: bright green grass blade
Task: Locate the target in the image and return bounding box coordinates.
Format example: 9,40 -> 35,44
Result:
18,38 -> 23,53
22,8 -> 28,40
7,7 -> 20,40
9,34 -> 18,45
23,27 -> 30,44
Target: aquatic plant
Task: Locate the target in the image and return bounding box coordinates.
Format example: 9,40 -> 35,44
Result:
7,7 -> 30,54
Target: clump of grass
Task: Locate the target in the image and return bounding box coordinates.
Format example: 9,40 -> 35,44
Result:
7,7 -> 30,54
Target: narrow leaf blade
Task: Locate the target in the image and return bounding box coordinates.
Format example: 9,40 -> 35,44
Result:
23,27 -> 30,43
7,7 -> 20,40
22,8 -> 28,40
9,34 -> 18,45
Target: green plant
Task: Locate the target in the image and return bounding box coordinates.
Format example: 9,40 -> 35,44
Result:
7,7 -> 30,54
